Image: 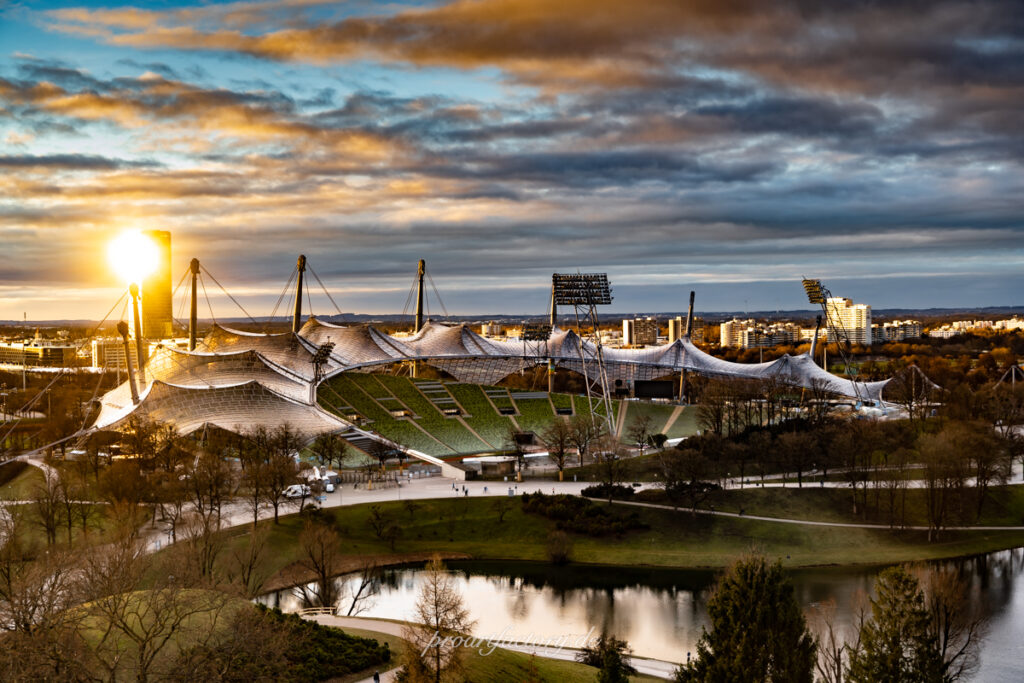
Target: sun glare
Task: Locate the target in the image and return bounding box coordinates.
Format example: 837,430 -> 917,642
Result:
108,231 -> 158,284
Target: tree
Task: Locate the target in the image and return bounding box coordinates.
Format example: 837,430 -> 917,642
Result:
777,430 -> 818,488
224,522 -> 271,598
297,518 -> 343,608
569,414 -> 603,466
914,565 -> 987,682
626,414 -> 654,454
540,419 -> 573,480
592,436 -> 629,503
675,555 -> 816,683
576,633 -> 637,683
341,561 -> 382,617
662,447 -> 714,513
847,566 -> 943,683
29,468 -> 64,547
401,556 -> 475,683
919,429 -> 968,540
311,432 -> 349,470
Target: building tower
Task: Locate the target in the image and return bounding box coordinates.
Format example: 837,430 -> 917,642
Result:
141,230 -> 173,339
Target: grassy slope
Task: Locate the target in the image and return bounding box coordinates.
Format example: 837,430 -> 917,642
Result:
0,460 -> 44,499
219,496 -> 1024,585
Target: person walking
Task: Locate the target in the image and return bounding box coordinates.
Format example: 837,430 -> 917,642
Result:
373,671 -> 380,683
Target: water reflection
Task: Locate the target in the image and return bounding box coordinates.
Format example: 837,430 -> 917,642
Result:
258,549 -> 1024,679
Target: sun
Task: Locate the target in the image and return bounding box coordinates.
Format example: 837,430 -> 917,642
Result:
108,231 -> 158,284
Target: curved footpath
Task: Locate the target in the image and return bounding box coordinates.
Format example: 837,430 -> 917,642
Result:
307,614 -> 680,680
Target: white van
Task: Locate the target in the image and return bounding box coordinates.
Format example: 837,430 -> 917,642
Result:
283,484 -> 311,499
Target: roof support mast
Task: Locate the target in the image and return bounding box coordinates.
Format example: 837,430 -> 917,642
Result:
188,258 -> 199,351
292,255 -> 306,333
680,290 -> 695,403
129,283 -> 146,385
117,320 -> 140,405
415,259 -> 426,334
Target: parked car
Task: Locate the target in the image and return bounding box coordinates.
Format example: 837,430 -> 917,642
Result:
322,478 -> 335,493
283,484 -> 311,499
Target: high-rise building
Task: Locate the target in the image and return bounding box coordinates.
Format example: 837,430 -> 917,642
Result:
141,230 -> 173,339
668,316 -> 704,344
825,297 -> 872,346
720,318 -> 755,347
623,317 -> 658,346
91,337 -> 145,371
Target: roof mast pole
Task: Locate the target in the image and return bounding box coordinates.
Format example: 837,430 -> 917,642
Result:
188,258 -> 200,351
414,259 -> 425,334
117,320 -> 140,405
292,255 -> 306,333
680,290 -> 695,403
129,283 -> 146,385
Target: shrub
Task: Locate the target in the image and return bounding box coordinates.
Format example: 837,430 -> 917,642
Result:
581,484 -> 636,500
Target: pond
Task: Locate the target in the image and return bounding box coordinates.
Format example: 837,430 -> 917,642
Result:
260,549 -> 1024,680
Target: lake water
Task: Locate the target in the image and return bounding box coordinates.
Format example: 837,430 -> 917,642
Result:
261,550 -> 1024,680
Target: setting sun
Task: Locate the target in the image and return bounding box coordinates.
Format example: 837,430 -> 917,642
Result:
107,231 -> 158,284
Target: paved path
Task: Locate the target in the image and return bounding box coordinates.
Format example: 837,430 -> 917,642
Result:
307,614 -> 678,680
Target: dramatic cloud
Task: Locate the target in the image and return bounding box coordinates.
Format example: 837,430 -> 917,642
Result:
0,1 -> 1021,318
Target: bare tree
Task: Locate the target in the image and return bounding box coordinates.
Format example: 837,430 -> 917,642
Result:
915,565 -> 987,682
540,418 -> 572,480
568,414 -> 603,467
401,555 -> 475,683
592,435 -> 629,503
224,522 -> 271,598
297,518 -> 343,608
341,561 -> 383,616
626,413 -> 654,454
311,432 -> 349,470
29,468 -> 64,547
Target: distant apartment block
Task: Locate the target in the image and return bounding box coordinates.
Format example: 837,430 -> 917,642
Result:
929,317 -> 1024,338
668,315 -> 704,344
0,332 -> 77,367
91,337 -> 146,371
825,297 -> 872,345
872,320 -> 922,342
623,317 -> 659,346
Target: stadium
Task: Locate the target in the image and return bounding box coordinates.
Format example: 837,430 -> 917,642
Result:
90,302 -> 916,477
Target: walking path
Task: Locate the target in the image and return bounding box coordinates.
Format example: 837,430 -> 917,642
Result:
307,614 -> 679,680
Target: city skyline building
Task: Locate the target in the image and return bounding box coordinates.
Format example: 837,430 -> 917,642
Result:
140,230 -> 173,340
825,297 -> 872,346
623,317 -> 658,346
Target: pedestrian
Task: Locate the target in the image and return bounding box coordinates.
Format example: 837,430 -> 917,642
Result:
464,488 -> 468,497
373,671 -> 380,683
484,486 -> 488,493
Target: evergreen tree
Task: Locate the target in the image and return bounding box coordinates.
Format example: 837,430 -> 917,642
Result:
848,566 -> 944,682
675,555 -> 816,683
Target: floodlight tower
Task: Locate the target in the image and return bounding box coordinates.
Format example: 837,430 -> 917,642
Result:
802,278 -> 865,402
522,323 -> 552,390
552,273 -> 615,435
311,341 -> 336,404
679,290 -> 696,403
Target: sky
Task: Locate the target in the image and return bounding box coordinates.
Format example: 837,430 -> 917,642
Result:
1,0 -> 1023,320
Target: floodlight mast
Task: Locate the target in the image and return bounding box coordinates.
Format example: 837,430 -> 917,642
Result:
801,277 -> 865,403
552,273 -> 615,435
522,323 -> 552,388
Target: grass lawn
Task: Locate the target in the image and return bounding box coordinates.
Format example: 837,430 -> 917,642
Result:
655,483 -> 1024,529
213,495 -> 1024,589
0,460 -> 44,499
338,625 -> 662,682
